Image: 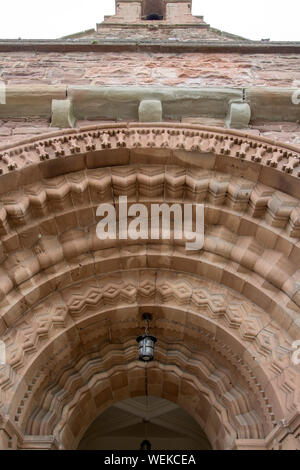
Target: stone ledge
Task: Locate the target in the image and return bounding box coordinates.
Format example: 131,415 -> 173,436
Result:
96,22 -> 211,29
0,86 -> 299,125
0,86 -> 67,119
1,40 -> 300,54
68,86 -> 242,122
246,87 -> 300,121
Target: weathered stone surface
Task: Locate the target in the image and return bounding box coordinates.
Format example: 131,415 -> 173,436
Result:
1,53 -> 300,89
49,86 -> 243,121
226,101 -> 251,129
0,0 -> 299,452
139,99 -> 162,121
0,86 -> 67,118
246,88 -> 300,122
250,120 -> 300,145
51,99 -> 75,128
0,118 -> 61,145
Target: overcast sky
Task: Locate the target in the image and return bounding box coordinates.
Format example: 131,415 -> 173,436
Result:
0,0 -> 299,41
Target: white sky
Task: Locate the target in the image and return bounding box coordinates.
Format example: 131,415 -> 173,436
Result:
0,0 -> 299,41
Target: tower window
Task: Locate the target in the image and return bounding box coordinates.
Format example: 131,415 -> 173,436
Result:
146,13 -> 163,21
142,0 -> 165,20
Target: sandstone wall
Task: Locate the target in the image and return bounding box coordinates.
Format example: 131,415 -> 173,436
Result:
1,51 -> 300,88
1,50 -> 300,146
90,26 -> 235,41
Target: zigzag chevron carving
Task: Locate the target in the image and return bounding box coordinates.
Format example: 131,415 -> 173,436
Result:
0,270 -> 297,418
25,350 -> 265,443
0,280 -> 291,370
0,168 -> 298,238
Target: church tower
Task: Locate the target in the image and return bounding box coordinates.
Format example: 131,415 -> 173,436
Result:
94,0 -> 239,42
64,0 -> 248,42
107,0 -> 200,24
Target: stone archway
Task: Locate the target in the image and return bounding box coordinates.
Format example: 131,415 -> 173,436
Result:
5,280 -> 277,450
78,395 -> 212,450
0,123 -> 299,450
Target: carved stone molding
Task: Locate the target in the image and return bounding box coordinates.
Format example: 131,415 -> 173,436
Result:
0,123 -> 298,450
265,412 -> 300,450
0,124 -> 299,198
16,351 -> 265,449
0,269 -> 298,448
0,165 -> 298,332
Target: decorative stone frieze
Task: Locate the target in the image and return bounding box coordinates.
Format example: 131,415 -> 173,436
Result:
0,124 -> 299,195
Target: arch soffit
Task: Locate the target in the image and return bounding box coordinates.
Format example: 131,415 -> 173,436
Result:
6,328 -> 273,448
0,269 -> 298,442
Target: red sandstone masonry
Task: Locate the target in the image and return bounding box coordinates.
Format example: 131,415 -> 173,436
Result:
1,52 -> 300,87
0,0 -> 299,452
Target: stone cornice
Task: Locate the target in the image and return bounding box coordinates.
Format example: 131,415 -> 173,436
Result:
97,22 -> 211,29
1,86 -> 299,130
0,40 -> 300,53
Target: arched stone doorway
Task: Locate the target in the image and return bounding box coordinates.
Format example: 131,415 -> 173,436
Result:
78,396 -> 212,450
0,123 -> 299,450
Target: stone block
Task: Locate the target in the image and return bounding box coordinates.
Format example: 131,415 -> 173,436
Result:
51,99 -> 76,128
246,87 -> 300,122
226,101 -> 251,129
138,99 -> 163,122
66,86 -> 243,121
0,85 -> 67,118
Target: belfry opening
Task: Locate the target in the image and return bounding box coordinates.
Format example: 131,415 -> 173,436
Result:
143,0 -> 165,20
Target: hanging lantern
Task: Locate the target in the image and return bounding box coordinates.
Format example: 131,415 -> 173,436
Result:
137,334 -> 157,362
137,314 -> 157,362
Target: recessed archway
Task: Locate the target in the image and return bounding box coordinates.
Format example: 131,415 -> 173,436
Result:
78,396 -> 212,450
0,123 -> 299,451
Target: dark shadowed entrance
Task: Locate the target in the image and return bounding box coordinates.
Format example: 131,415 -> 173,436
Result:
78,396 -> 212,450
